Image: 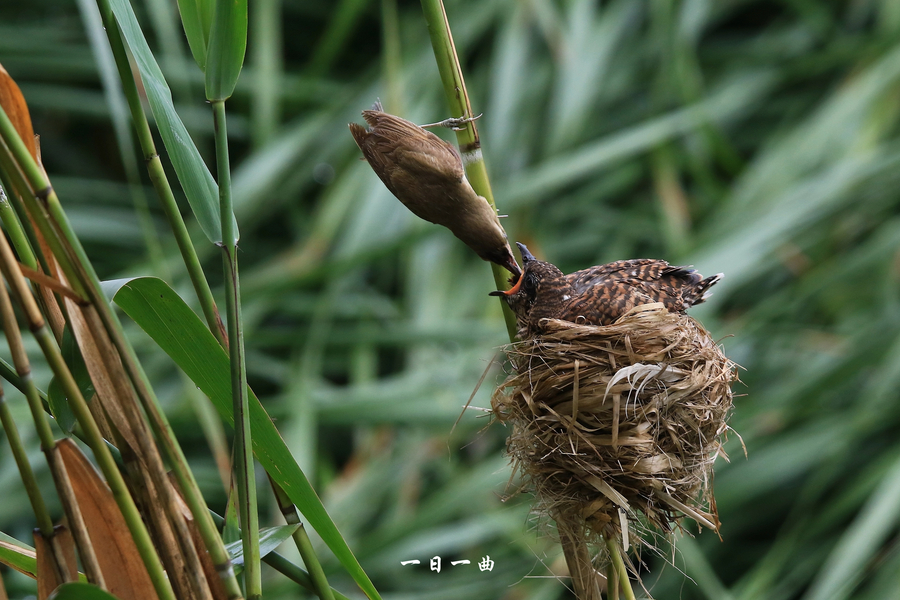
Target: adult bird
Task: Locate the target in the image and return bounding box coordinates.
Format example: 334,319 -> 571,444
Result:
350,103 -> 520,278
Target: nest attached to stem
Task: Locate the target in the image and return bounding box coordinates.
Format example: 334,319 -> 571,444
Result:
492,303 -> 737,555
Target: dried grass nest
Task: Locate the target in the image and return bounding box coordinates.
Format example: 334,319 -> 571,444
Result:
491,303 -> 738,552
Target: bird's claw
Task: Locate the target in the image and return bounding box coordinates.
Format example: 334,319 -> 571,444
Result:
420,114 -> 483,131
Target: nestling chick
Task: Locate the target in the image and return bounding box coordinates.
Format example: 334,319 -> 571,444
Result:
349,103 -> 520,278
491,243 -> 723,339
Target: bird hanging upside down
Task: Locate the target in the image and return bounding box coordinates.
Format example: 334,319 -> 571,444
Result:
491,243 -> 723,339
349,103 -> 520,278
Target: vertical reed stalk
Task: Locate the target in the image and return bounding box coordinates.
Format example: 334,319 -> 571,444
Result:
0,187 -> 37,269
606,538 -> 636,600
0,384 -> 53,535
213,98 -> 261,599
419,0 -> 517,340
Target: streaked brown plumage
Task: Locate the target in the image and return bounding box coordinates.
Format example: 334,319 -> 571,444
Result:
491,243 -> 723,339
349,103 -> 520,277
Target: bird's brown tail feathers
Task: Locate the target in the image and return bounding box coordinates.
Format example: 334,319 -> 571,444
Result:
684,273 -> 723,307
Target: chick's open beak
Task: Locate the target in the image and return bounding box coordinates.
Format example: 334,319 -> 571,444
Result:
489,272 -> 524,297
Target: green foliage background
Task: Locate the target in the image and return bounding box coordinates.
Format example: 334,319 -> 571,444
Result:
2,0 -> 900,598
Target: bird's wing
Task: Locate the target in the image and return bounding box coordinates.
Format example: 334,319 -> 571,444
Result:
568,259 -> 672,294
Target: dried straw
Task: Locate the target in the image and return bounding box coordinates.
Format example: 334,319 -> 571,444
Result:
492,303 -> 737,562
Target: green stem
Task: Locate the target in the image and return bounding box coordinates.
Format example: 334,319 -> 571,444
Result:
34,325 -> 152,591
607,561 -> 619,600
272,481 -> 334,600
94,0 -> 225,347
0,151 -> 57,281
605,538 -> 636,600
0,383 -> 54,536
419,0 -> 517,341
46,190 -> 245,599
75,0 -> 167,276
0,275 -> 104,586
264,553 -> 352,600
213,99 -> 261,599
0,357 -> 28,394
0,185 -> 37,269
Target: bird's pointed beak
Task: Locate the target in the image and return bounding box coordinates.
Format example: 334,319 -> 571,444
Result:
516,242 -> 536,264
502,255 -> 522,279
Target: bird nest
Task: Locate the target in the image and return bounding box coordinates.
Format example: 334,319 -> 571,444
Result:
491,303 -> 738,554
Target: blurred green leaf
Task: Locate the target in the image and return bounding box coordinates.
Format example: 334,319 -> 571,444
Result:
802,451 -> 900,600
204,0 -> 247,101
110,276 -> 381,600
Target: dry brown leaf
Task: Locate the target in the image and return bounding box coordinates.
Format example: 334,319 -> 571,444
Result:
0,63 -> 36,159
34,526 -> 78,600
169,476 -> 229,600
63,300 -> 142,453
56,438 -> 158,600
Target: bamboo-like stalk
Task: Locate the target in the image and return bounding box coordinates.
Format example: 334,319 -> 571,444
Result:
0,280 -> 104,587
263,553 -> 352,600
213,98 -> 261,599
607,562 -> 619,600
44,190 -> 245,598
0,172 -> 66,345
419,0 -> 518,341
0,246 -> 141,586
208,510 -> 353,600
1,90 -> 246,599
0,186 -> 37,269
93,0 -> 226,347
0,382 -> 56,538
0,154 -> 56,282
0,106 -> 177,600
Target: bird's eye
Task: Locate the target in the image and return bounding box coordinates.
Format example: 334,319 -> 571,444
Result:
523,272 -> 538,293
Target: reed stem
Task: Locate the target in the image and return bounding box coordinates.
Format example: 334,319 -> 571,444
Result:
213,98 -> 261,599
419,0 -> 518,341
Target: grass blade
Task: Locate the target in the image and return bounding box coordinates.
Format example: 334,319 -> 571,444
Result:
106,0 -> 236,244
